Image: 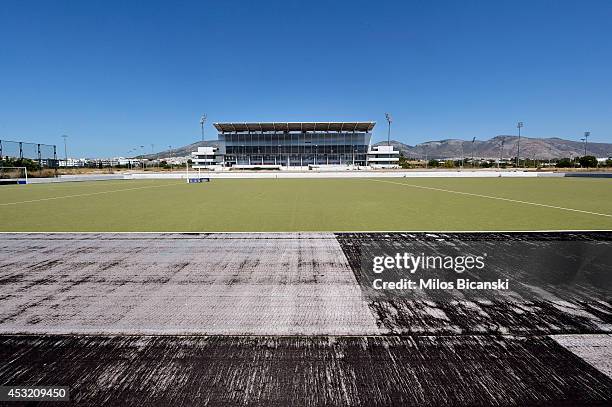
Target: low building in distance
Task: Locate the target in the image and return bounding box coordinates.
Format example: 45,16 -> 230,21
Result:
192,121 -> 399,170
367,145 -> 401,168
192,146 -> 224,168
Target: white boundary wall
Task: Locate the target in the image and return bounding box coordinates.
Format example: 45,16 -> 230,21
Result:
28,174 -> 125,184
25,170 -> 574,183
132,170 -> 550,179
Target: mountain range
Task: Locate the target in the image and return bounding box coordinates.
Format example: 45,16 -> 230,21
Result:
140,140 -> 220,160
140,136 -> 612,160
377,136 -> 612,160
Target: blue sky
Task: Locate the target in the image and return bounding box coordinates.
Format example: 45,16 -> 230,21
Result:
1,0 -> 611,157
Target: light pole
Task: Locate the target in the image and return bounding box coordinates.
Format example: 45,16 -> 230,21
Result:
200,114 -> 207,141
516,122 -> 523,168
498,137 -> 505,169
151,144 -> 157,170
385,113 -> 392,146
471,137 -> 476,167
168,145 -> 172,171
61,134 -> 68,167
127,149 -> 133,170
583,131 -> 590,156
548,146 -> 552,167
138,145 -> 145,170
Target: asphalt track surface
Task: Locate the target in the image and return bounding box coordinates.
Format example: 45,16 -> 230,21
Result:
1,232 -> 611,406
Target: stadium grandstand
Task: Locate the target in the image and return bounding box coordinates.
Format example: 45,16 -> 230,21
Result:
192,122 -> 400,169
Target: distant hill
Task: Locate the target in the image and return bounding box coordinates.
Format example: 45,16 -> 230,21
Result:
138,140 -> 220,159
141,136 -> 611,160
373,136 -> 612,159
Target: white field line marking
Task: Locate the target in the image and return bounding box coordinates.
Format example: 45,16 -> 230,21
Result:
0,182 -> 184,206
1,229 -> 611,234
369,179 -> 612,218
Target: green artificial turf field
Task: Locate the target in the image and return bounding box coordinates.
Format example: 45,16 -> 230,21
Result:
0,177 -> 611,231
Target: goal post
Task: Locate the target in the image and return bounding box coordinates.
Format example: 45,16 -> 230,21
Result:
0,167 -> 28,185
186,162 -> 210,184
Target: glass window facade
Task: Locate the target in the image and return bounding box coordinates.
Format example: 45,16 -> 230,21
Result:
219,131 -> 371,166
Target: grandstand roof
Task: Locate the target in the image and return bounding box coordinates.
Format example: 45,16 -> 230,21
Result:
213,122 -> 375,133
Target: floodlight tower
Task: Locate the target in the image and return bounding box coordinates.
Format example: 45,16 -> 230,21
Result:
548,146 -> 552,166
516,122 -> 523,168
127,148 -> 134,170
200,114 -> 207,141
385,113 -> 392,146
168,145 -> 173,171
583,131 -> 590,156
61,135 -> 68,167
471,137 -> 476,167
498,137 -> 505,169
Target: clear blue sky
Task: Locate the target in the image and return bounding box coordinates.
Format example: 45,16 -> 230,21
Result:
1,0 -> 611,157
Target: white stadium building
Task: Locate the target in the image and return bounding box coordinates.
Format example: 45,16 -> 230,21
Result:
192,121 -> 400,170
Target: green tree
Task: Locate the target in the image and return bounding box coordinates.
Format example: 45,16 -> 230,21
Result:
398,153 -> 411,169
1,157 -> 41,172
556,158 -> 573,168
428,159 -> 439,168
578,155 -> 597,168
